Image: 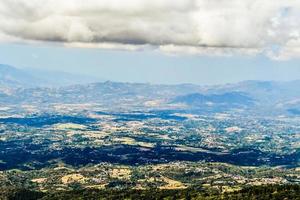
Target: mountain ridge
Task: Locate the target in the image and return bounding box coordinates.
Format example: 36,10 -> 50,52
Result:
0,64 -> 103,88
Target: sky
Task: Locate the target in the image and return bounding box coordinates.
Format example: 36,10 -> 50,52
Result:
0,0 -> 300,85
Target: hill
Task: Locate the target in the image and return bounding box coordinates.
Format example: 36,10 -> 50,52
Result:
0,64 -> 102,88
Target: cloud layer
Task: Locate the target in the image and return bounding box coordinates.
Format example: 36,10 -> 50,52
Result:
0,0 -> 300,59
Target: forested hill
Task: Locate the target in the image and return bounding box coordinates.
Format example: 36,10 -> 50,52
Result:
2,184 -> 300,200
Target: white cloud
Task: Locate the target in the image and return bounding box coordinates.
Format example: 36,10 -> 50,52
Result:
0,0 -> 300,59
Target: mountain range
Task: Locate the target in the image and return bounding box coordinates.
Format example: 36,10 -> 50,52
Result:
0,64 -> 300,116
0,64 -> 102,88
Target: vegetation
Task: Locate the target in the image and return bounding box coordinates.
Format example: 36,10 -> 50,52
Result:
1,185 -> 299,200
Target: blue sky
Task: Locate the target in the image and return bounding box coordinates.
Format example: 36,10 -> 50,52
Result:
0,43 -> 300,85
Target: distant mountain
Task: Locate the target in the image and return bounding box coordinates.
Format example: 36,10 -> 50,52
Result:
0,64 -> 46,88
1,64 -> 300,115
173,92 -> 255,108
0,64 -> 103,88
207,80 -> 300,104
287,108 -> 300,115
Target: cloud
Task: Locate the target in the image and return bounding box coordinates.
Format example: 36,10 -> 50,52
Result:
0,0 -> 300,59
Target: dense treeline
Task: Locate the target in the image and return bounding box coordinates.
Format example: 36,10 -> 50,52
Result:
1,185 -> 299,200
223,184 -> 300,200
